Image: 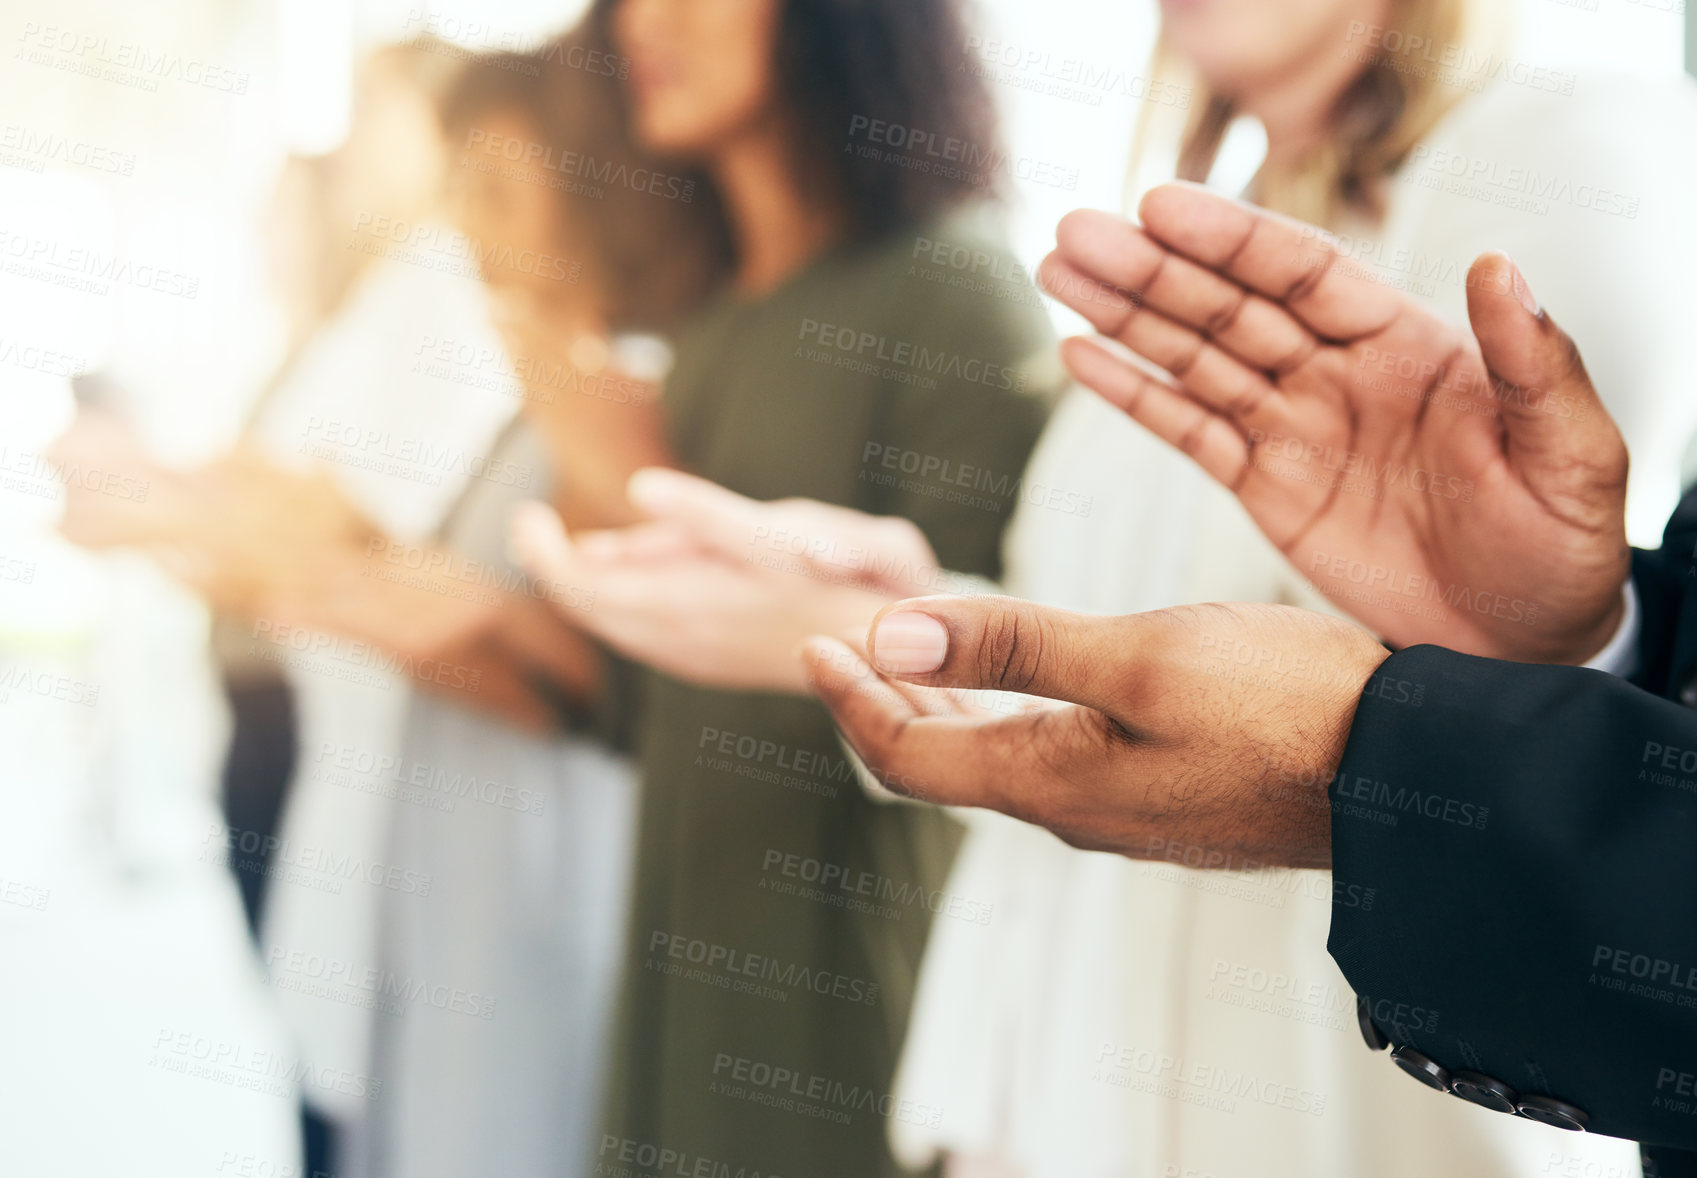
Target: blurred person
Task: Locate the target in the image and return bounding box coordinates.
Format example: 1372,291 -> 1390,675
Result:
488,1 -> 1065,1173
55,156 -> 363,937
52,28 -> 720,1175
220,42 -> 521,1178
63,29 -> 729,1178
332,37 -> 723,1178
209,152 -> 363,938
518,0 -> 1697,1175
51,36 -> 518,1176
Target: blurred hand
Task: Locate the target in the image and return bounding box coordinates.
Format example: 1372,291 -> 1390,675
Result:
158,448 -> 377,608
609,467 -> 948,598
51,409 -> 197,549
1041,183 -> 1630,665
258,543 -> 496,656
245,541 -> 596,733
508,468 -> 953,692
196,443 -> 373,548
51,415 -> 378,613
806,595 -> 1391,866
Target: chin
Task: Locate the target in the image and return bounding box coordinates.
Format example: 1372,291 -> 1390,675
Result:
631,111 -> 702,156
1180,47 -> 1258,91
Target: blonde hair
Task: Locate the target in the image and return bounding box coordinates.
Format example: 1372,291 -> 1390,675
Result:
1131,0 -> 1509,229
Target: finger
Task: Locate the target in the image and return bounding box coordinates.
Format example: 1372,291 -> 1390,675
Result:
1464,251 -> 1626,481
1107,303 -> 1283,427
766,502 -> 935,584
516,515 -> 695,626
1048,212 -> 1318,376
509,500 -> 574,579
851,644 -> 1028,721
804,638 -> 1079,811
862,594 -> 1152,715
1134,183 -> 1403,340
632,466 -> 923,586
1035,249 -> 1143,323
1060,336 -> 1250,488
802,637 -> 999,807
1043,252 -> 1280,411
573,520 -> 698,562
509,501 -> 604,608
801,636 -> 973,719
627,467 -> 774,556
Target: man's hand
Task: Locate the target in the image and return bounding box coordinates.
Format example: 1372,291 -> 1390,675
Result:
1041,183 -> 1631,664
804,595 -> 1391,867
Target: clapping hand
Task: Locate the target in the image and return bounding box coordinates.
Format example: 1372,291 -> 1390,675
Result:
805,594 -> 1390,866
509,468 -> 950,692
1041,183 -> 1631,665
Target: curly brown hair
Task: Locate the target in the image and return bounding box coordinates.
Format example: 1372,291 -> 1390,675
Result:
588,0 -> 1001,242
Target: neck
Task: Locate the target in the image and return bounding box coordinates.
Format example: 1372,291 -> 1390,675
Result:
1236,39 -> 1368,170
711,122 -> 844,296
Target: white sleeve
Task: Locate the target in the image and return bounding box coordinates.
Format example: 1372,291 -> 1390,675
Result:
1582,582 -> 1640,679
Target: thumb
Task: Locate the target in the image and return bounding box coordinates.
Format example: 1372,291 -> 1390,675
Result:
508,500 -> 574,582
866,594 -> 1140,712
1464,252 -> 1624,472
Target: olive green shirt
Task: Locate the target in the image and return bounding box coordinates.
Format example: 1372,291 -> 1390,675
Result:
601,212 -> 1060,1177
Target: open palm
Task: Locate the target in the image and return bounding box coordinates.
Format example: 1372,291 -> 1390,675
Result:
1040,184 -> 1630,664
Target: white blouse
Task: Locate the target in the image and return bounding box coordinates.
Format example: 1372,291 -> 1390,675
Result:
253,247 -> 516,1126
890,71 -> 1697,1178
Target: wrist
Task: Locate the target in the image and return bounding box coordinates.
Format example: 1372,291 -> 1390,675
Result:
1564,584 -> 1632,667
1286,640 -> 1394,870
1505,583 -> 1629,667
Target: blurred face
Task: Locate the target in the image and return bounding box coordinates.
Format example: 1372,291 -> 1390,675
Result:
446,109 -> 572,299
1160,0 -> 1390,96
610,0 -> 784,157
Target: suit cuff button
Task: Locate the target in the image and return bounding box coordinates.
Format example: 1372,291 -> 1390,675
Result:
1356,995 -> 1389,1051
1449,1071 -> 1518,1114
1516,1095 -> 1589,1131
1391,1046 -> 1450,1090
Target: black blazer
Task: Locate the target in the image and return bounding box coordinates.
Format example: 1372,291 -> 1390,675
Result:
1328,488 -> 1697,1167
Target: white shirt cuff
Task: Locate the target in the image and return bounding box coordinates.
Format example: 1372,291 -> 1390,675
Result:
1582,581 -> 1640,678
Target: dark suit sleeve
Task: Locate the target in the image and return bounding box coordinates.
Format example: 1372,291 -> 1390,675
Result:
1328,627 -> 1697,1147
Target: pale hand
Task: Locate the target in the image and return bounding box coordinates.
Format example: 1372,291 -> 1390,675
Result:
508,468 -> 948,692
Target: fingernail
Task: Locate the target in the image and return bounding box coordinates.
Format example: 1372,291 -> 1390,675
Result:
1508,257 -> 1540,316
872,611 -> 949,675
